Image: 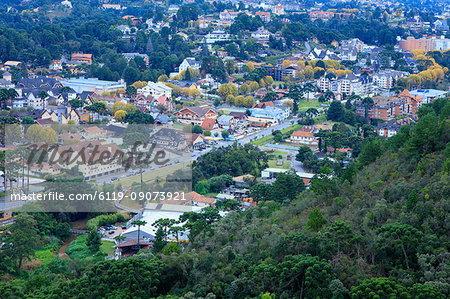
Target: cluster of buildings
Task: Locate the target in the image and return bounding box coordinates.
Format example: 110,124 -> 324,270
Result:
356,89 -> 423,120
398,35 -> 450,51
317,69 -> 410,97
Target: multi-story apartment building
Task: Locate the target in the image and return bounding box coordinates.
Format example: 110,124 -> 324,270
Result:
318,74 -> 373,96
377,116 -> 418,138
399,36 -> 450,51
372,70 -> 409,90
356,89 -> 422,120
71,53 -> 93,65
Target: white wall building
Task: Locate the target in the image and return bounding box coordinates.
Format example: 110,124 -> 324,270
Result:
204,29 -> 231,44
137,81 -> 172,98
372,70 -> 409,90
178,58 -> 201,74
251,27 -> 271,41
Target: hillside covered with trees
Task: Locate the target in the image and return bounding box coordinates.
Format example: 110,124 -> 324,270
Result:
0,98 -> 448,298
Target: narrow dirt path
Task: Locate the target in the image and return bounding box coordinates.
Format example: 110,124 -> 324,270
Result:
58,233 -> 77,259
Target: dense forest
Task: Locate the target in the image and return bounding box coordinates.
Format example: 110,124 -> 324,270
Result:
0,98 -> 448,298
0,0 -> 422,84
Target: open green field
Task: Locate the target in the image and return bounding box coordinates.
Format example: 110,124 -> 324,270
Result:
66,234 -> 114,259
34,242 -> 60,265
265,53 -> 291,65
297,100 -> 321,113
249,134 -> 274,146
267,160 -> 290,169
250,123 -> 303,146
101,240 -> 115,256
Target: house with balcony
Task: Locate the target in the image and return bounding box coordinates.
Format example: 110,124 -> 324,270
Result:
175,105 -> 218,125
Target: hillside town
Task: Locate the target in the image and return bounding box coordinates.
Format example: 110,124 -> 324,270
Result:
0,0 -> 449,298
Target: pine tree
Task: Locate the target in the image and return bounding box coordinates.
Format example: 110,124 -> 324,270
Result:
86,230 -> 102,253
153,227 -> 167,253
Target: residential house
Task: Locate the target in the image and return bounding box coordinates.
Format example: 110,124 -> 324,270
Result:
336,46 -> 358,61
188,191 -> 216,207
251,27 -> 271,42
175,105 -> 218,125
153,95 -> 175,112
219,10 -> 239,21
2,71 -> 12,82
290,130 -> 318,147
406,16 -> 426,30
17,76 -> 63,90
216,114 -> 236,130
102,4 -> 124,10
117,25 -> 131,35
232,174 -> 255,188
137,82 -> 172,98
50,60 -> 63,71
71,53 -> 93,65
434,19 -> 449,31
309,11 -> 335,21
82,126 -> 110,140
201,117 -> 217,130
250,106 -> 287,122
50,140 -> 124,180
377,116 -> 418,138
356,89 -> 423,120
272,3 -> 284,15
191,134 -> 206,150
149,127 -> 188,150
115,239 -> 151,258
307,48 -> 340,61
204,29 -> 231,44
255,11 -> 271,23
178,58 -> 201,74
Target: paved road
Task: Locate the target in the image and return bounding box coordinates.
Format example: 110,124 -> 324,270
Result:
266,143 -> 299,151
304,41 -> 311,54
291,157 -> 306,173
238,118 -> 299,145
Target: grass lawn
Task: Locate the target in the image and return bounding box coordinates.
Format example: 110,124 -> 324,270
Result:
314,114 -> 327,124
280,124 -> 302,134
34,244 -> 59,265
101,240 -> 115,256
249,134 -> 274,146
66,234 -> 93,260
66,234 -> 115,259
298,100 -> 321,113
267,160 -> 290,169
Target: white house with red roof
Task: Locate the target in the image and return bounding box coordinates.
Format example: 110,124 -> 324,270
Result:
290,130 -> 318,147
